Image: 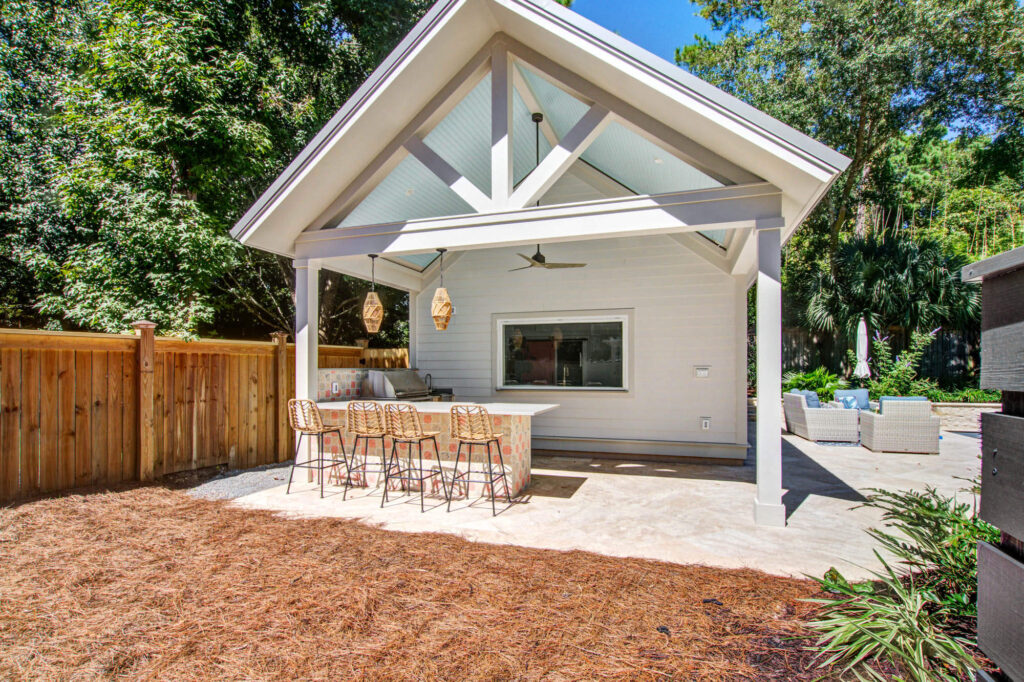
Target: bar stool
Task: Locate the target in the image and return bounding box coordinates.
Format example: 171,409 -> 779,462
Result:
382,403 -> 447,512
346,401 -> 390,488
447,404 -> 511,516
286,399 -> 351,499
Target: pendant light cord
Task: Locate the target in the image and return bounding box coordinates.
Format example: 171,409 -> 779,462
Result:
369,254 -> 377,291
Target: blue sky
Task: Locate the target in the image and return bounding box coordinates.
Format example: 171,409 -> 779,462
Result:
569,0 -> 718,63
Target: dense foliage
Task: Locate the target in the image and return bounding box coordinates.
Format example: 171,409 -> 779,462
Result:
808,487 -> 999,680
1,0 -> 427,339
682,0 -> 1023,385
781,367 -> 846,401
851,329 -> 938,399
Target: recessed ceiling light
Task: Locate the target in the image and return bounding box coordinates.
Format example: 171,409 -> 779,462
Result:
653,157 -> 664,165
405,188 -> 416,196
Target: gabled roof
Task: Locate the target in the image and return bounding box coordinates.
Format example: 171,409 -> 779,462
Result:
232,0 -> 849,259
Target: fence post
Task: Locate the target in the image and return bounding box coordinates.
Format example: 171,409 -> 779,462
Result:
132,321 -> 157,481
271,332 -> 288,462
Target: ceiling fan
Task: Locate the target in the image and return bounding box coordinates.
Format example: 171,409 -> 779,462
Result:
509,244 -> 587,271
510,113 -> 588,272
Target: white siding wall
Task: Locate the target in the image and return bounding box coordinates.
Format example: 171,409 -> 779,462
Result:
414,234 -> 748,450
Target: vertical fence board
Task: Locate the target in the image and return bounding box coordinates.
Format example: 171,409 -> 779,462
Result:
247,355 -> 258,467
74,351 -> 91,487
90,351 -> 107,485
39,350 -> 59,493
162,354 -> 174,477
257,354 -> 268,465
20,350 -> 41,497
153,355 -> 166,477
122,350 -> 138,481
227,354 -> 239,469
173,353 -> 187,473
57,350 -> 76,490
1,349 -> 21,501
106,352 -> 123,483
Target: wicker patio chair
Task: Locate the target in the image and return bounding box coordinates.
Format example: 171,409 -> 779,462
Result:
782,393 -> 860,443
447,405 -> 511,516
860,400 -> 940,454
346,401 -> 390,487
286,399 -> 352,499
381,403 -> 447,512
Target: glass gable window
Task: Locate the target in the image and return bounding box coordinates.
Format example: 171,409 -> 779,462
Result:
497,315 -> 627,390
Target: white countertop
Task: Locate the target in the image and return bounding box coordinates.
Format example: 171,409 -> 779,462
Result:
316,400 -> 559,417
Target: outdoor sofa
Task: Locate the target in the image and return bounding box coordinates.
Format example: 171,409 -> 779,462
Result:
860,397 -> 940,454
783,391 -> 860,443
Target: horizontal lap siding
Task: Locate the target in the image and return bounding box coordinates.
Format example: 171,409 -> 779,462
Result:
414,236 -> 744,444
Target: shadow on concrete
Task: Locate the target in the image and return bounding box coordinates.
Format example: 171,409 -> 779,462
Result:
532,422 -> 866,517
524,473 -> 588,499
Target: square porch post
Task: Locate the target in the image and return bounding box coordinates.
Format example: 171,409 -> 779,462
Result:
293,259 -> 320,402
294,259 -> 320,480
755,224 -> 786,526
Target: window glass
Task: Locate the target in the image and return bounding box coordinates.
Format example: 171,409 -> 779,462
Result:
500,319 -> 624,389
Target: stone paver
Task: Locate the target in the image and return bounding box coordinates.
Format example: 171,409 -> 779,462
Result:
230,427 -> 981,579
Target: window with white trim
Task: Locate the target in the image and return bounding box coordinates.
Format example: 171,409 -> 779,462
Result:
497,314 -> 627,390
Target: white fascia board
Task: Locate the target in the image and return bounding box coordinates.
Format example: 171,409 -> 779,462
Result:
294,182 -> 783,260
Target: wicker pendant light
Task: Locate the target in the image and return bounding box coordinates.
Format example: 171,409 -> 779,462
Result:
431,248 -> 453,331
363,254 -> 384,334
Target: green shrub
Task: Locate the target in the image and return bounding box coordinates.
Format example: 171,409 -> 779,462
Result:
807,486 -> 998,680
782,367 -> 847,401
850,330 -> 937,399
925,387 -> 1001,403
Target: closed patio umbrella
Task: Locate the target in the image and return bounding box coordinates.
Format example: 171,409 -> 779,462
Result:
854,318 -> 871,378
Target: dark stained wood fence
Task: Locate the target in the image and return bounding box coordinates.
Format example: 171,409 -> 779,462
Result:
0,328 -> 407,503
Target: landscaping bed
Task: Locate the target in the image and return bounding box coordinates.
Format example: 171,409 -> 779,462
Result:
0,484 -> 841,680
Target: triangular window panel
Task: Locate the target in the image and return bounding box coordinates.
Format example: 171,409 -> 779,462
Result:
421,74 -> 492,195
515,63 -> 590,141
581,121 -> 723,196
337,154 -> 474,228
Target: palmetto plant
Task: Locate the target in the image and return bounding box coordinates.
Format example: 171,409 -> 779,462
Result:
802,234 -> 980,340
782,367 -> 847,402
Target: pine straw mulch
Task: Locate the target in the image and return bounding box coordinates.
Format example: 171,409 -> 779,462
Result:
0,484 -> 843,681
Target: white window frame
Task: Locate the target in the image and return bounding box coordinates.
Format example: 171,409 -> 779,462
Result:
494,312 -> 630,392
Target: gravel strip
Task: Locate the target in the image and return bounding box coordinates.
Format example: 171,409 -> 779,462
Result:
187,463 -> 292,501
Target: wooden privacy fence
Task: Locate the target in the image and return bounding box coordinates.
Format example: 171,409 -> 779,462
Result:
0,327 -> 408,503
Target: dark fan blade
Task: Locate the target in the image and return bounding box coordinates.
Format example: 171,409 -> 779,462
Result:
508,265 -> 533,272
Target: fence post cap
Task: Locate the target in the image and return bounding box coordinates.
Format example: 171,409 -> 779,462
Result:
131,320 -> 157,332
270,331 -> 288,342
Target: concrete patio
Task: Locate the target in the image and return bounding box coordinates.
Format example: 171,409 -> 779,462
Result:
231,425 -> 981,580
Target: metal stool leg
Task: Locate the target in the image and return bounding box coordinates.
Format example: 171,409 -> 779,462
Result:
484,440 -> 496,516
447,441 -> 463,512
318,433 -> 325,499
432,436 -> 448,500
494,439 -> 512,503
381,439 -> 398,507
286,433 -> 304,495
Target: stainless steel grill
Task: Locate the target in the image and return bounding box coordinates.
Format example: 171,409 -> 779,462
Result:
362,369 -> 433,402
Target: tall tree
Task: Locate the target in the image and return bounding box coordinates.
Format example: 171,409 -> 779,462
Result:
678,0 -> 1024,254
1,0 -> 427,338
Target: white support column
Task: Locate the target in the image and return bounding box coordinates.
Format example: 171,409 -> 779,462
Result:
490,42 -> 513,208
294,259 -> 320,402
754,224 -> 786,527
